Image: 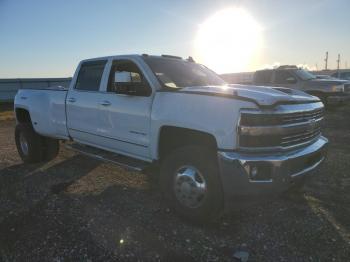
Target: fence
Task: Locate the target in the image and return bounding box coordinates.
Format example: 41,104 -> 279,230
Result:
0,78 -> 71,102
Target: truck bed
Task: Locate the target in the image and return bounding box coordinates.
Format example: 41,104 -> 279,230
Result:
14,88 -> 69,139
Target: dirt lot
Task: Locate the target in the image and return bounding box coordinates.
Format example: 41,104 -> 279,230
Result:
0,104 -> 349,261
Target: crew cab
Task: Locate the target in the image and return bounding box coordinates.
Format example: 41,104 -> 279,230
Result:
253,65 -> 350,106
14,55 -> 328,222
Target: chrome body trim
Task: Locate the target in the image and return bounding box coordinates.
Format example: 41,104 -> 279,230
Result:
220,136 -> 327,164
65,143 -> 144,172
240,102 -> 324,115
290,157 -> 325,178
239,117 -> 323,136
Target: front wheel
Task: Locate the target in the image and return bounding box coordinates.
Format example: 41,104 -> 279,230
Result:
160,146 -> 224,223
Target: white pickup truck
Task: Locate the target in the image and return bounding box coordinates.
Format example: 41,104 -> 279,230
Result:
14,54 -> 328,221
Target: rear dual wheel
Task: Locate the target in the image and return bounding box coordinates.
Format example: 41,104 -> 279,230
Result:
15,123 -> 59,164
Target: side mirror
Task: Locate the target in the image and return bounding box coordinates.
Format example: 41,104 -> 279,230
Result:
286,77 -> 297,84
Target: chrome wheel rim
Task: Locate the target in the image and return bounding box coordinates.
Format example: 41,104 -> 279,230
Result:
174,165 -> 207,208
19,132 -> 29,156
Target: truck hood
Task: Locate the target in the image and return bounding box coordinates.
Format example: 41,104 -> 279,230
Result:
179,84 -> 319,107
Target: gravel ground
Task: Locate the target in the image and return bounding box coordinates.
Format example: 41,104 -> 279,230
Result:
0,105 -> 349,261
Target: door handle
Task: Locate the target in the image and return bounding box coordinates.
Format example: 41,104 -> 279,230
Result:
100,100 -> 111,106
68,97 -> 76,103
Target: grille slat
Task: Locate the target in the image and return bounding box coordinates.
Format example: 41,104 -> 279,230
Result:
282,108 -> 324,124
239,105 -> 324,150
281,130 -> 321,147
282,127 -> 321,141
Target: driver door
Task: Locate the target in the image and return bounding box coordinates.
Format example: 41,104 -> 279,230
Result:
97,59 -> 153,161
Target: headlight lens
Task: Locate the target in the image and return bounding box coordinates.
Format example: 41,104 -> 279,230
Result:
331,84 -> 344,92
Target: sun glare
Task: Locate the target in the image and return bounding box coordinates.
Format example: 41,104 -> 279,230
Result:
194,8 -> 262,74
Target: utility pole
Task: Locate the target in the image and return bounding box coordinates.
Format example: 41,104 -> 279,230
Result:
337,54 -> 340,71
324,51 -> 328,70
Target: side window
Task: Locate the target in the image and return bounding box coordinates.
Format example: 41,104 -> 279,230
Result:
275,70 -> 296,84
107,60 -> 151,96
331,72 -> 338,78
341,72 -> 350,80
254,70 -> 272,84
75,61 -> 107,91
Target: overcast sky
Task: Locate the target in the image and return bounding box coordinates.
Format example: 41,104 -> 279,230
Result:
0,0 -> 349,77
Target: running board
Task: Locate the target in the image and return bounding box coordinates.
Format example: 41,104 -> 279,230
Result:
65,143 -> 150,172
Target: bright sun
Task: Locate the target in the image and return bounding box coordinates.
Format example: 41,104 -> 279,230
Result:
194,8 -> 262,74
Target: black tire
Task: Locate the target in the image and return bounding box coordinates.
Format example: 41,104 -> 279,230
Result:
15,123 -> 44,163
42,137 -> 60,161
160,146 -> 224,223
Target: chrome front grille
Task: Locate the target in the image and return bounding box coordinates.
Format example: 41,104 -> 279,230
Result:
239,102 -> 324,151
281,108 -> 324,124
281,126 -> 321,147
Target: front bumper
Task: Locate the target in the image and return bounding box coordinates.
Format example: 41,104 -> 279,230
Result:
217,136 -> 328,205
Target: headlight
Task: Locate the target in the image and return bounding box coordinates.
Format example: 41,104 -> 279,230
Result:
331,84 -> 344,92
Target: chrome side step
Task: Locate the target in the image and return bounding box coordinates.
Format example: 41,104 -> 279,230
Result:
65,143 -> 149,172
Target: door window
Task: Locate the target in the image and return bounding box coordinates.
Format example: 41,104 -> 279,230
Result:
108,60 -> 151,96
75,61 -> 107,91
275,70 -> 296,84
340,72 -> 350,80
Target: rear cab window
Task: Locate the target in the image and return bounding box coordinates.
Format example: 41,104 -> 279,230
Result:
75,60 -> 107,91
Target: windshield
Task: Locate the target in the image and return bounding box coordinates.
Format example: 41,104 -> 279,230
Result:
143,57 -> 226,88
294,69 -> 316,80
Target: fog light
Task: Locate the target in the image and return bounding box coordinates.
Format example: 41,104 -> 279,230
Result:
246,162 -> 272,182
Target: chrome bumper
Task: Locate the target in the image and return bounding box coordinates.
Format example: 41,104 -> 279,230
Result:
217,136 -> 328,203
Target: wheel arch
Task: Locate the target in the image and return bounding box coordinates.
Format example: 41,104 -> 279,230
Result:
157,125 -> 218,160
15,107 -> 32,124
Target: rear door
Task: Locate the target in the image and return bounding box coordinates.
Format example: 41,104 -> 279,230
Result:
66,60 -> 109,145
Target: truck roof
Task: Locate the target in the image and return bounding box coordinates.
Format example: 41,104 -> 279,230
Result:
80,54 -> 193,63
257,65 -> 299,72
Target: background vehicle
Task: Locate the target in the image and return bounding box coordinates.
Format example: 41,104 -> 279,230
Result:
331,70 -> 350,81
14,55 -> 328,222
252,65 -> 350,106
315,75 -> 337,80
